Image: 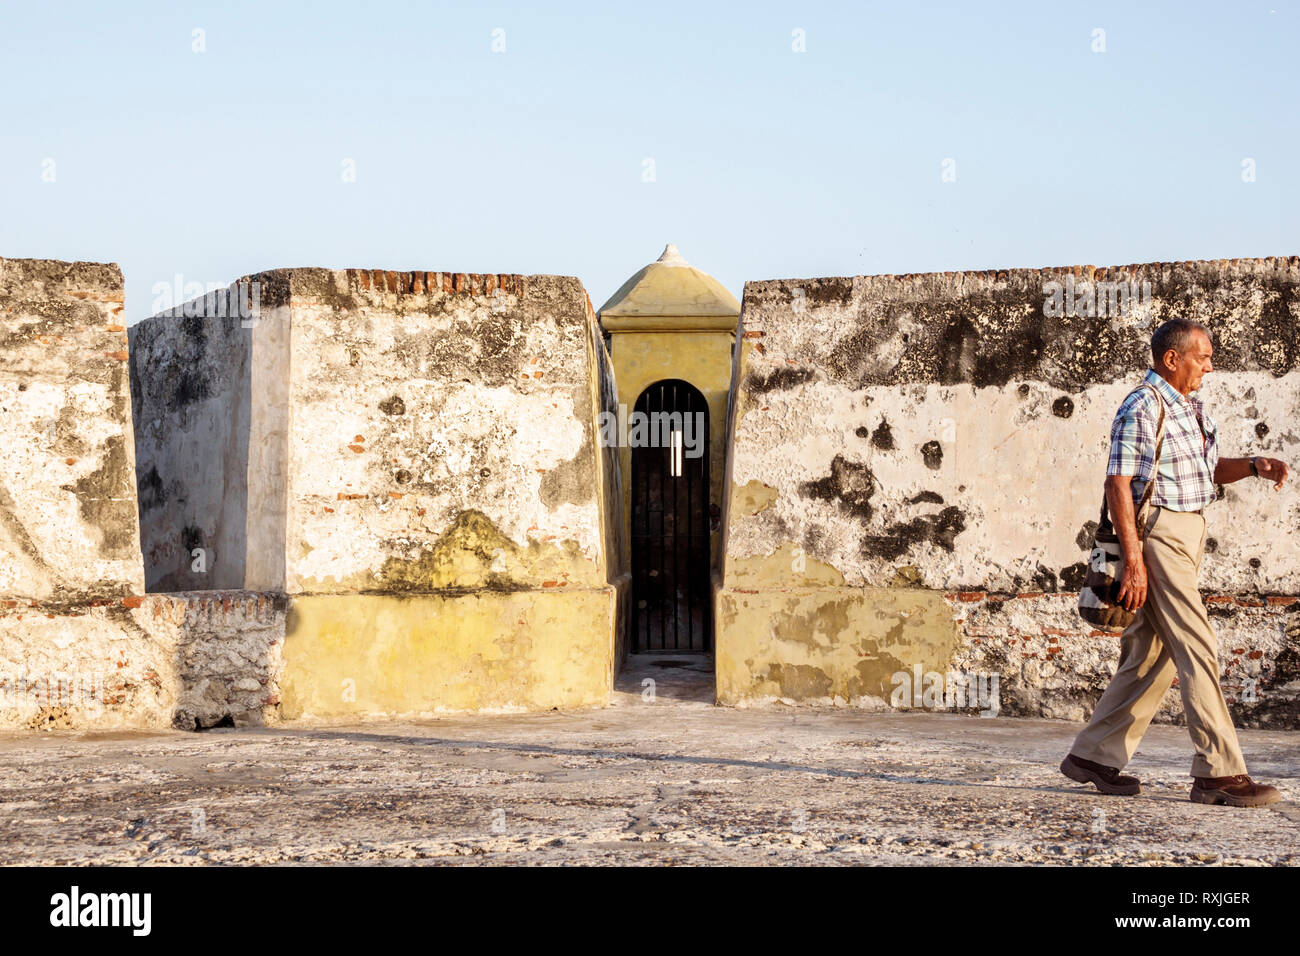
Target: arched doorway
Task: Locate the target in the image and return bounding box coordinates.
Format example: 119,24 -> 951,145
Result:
630,380 -> 712,652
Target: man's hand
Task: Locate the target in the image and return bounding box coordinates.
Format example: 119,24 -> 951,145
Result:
1104,474 -> 1147,612
1116,553 -> 1148,612
1256,457 -> 1290,491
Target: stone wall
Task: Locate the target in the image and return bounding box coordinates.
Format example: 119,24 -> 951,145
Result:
0,591 -> 286,731
0,258 -> 144,602
132,270 -> 620,596
7,252 -> 1298,731
591,311 -> 631,665
130,268 -> 626,719
129,275 -> 290,592
945,591 -> 1300,729
282,269 -> 611,595
718,257 -> 1300,726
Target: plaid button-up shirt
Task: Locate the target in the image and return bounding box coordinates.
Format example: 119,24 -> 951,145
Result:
1107,367 -> 1219,512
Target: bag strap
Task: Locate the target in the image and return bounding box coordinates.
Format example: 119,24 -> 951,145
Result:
1099,383 -> 1167,538
1131,385 -> 1166,536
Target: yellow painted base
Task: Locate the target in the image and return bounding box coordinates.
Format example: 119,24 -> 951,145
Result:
714,586 -> 960,705
279,588 -> 619,719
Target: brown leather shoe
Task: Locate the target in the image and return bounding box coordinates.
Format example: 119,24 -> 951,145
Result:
1060,753 -> 1141,796
1190,774 -> 1282,808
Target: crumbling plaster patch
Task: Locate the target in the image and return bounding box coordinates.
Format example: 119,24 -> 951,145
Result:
728,372 -> 1300,593
0,258 -> 144,602
284,271 -> 608,594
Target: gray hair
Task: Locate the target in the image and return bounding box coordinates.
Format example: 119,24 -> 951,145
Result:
1151,318 -> 1209,367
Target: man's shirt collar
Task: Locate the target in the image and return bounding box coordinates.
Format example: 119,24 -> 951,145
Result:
1142,367 -> 1192,408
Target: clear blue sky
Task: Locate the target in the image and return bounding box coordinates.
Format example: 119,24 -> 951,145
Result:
1,0 -> 1296,324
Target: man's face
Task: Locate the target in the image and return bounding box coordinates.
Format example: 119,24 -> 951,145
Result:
1163,329 -> 1214,395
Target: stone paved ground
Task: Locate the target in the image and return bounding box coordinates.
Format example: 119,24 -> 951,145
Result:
1,656 -> 1297,866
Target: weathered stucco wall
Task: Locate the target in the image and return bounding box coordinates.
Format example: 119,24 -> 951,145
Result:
283,269 -> 611,595
11,251 -> 1296,731
130,275 -> 291,592
0,261 -> 293,733
590,317 -> 631,666
279,269 -> 624,715
130,268 -> 625,718
719,257 -> 1300,725
0,258 -> 144,602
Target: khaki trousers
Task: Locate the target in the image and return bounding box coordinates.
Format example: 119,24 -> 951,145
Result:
1070,506 -> 1248,778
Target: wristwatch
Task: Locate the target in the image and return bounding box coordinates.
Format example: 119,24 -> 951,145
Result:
1250,456 -> 1261,477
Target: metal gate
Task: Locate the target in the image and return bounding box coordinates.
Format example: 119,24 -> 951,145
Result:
630,379 -> 711,652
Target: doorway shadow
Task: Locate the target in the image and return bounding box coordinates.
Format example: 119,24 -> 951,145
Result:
614,653 -> 715,704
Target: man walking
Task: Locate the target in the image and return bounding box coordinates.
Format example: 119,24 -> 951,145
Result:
1061,318 -> 1290,807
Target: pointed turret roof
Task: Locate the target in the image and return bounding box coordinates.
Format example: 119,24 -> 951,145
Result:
598,244 -> 741,326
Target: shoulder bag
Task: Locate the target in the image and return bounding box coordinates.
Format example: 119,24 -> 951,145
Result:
1077,384 -> 1166,633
